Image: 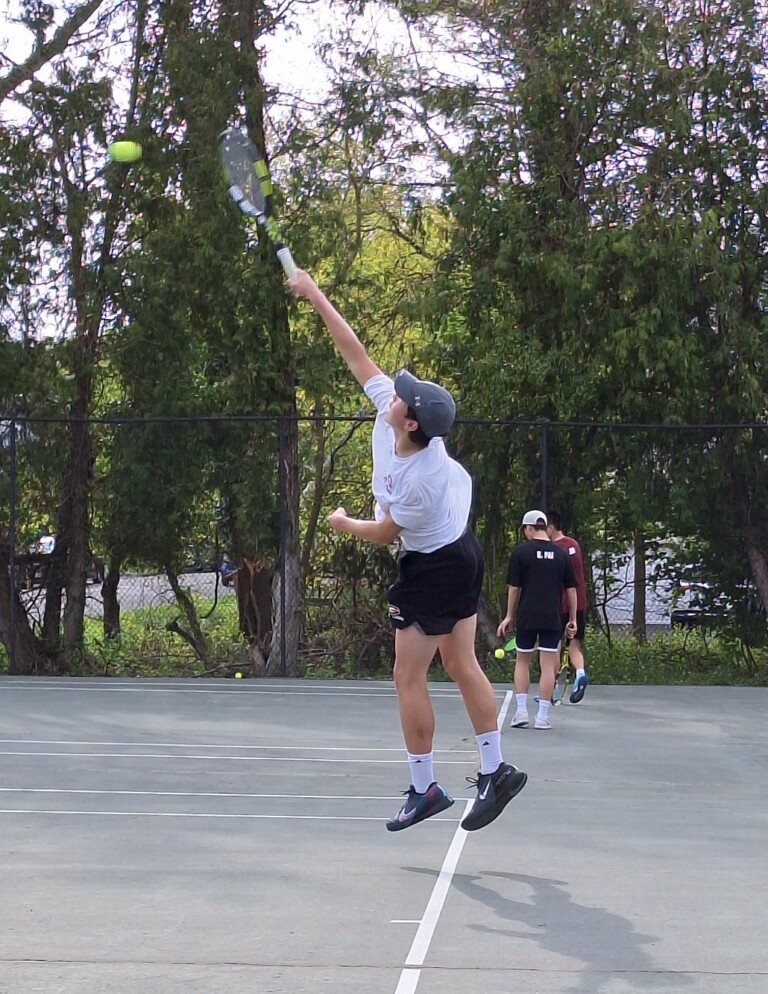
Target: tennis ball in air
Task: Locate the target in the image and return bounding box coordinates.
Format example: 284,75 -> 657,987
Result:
234,671 -> 243,679
108,140 -> 142,163
494,647 -> 506,659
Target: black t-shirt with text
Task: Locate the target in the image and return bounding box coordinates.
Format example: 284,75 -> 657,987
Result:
506,539 -> 577,630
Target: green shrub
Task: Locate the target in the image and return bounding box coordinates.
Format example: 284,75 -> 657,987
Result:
3,610 -> 766,685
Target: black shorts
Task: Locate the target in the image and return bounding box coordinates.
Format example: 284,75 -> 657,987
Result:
561,610 -> 586,642
386,529 -> 484,636
515,628 -> 562,653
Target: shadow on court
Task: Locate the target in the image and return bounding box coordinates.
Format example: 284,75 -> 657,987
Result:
404,865 -> 686,994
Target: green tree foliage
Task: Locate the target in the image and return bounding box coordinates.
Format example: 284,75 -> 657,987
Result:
2,0 -> 768,676
365,0 -> 768,636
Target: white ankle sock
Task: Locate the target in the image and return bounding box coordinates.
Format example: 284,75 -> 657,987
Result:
407,752 -> 434,793
515,694 -> 528,712
476,730 -> 503,775
537,700 -> 552,720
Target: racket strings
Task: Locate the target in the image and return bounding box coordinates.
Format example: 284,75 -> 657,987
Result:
220,131 -> 272,218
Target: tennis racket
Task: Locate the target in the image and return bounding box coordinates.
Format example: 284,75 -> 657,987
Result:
218,127 -> 297,279
552,647 -> 571,705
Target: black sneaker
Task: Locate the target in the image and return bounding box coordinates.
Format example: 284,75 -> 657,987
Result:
385,782 -> 454,832
460,763 -> 528,832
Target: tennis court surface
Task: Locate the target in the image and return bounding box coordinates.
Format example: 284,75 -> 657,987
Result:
1,677 -> 766,994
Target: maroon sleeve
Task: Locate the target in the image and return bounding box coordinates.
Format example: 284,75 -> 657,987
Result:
557,537 -> 587,612
570,540 -> 587,611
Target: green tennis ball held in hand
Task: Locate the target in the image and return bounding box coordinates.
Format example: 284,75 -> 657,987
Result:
108,141 -> 142,163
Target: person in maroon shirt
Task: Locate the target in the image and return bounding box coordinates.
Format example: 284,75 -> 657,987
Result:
547,510 -> 589,703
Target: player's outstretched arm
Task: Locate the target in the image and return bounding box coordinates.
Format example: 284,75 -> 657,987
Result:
288,270 -> 381,388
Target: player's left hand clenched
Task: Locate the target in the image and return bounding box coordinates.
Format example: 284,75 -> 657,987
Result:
327,506 -> 349,532
565,618 -> 577,638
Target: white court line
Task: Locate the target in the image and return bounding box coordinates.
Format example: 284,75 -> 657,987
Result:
392,693 -> 514,994
497,689 -> 514,730
0,788 -> 402,800
0,750 -> 471,765
0,738 -> 474,754
0,808 -> 463,823
394,800 -> 473,994
0,683 -> 472,699
395,970 -> 420,994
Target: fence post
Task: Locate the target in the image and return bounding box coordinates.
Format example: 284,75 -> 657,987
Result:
8,418 -> 17,675
277,416 -> 287,677
540,421 -> 549,511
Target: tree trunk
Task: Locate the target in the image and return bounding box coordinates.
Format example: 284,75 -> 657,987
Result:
632,531 -> 647,643
269,416 -> 303,676
0,541 -> 47,674
61,412 -> 92,672
40,552 -> 65,660
270,546 -> 302,676
166,569 -> 208,664
235,559 -> 273,674
102,552 -> 122,638
731,463 -> 768,618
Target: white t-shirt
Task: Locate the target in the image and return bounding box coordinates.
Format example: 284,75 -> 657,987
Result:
363,373 -> 473,553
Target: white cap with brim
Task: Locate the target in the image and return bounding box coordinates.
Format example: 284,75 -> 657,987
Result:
394,369 -> 456,439
521,510 -> 547,527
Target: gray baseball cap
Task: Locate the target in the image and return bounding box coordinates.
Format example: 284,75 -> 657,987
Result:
394,369 -> 456,439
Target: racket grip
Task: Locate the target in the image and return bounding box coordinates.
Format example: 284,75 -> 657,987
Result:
276,247 -> 298,279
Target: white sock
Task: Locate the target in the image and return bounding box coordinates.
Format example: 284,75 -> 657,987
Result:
515,693 -> 528,713
407,752 -> 434,793
476,730 -> 503,775
575,668 -> 586,681
537,700 -> 552,720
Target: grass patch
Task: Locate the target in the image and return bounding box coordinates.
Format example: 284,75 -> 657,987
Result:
2,609 -> 767,685
471,627 -> 768,687
80,598 -> 247,678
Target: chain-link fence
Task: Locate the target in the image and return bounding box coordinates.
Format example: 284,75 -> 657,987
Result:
2,414 -> 767,675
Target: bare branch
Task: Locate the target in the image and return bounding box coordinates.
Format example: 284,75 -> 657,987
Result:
0,0 -> 109,103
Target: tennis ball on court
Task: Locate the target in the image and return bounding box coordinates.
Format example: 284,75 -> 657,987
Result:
234,671 -> 243,679
494,647 -> 506,659
108,140 -> 142,163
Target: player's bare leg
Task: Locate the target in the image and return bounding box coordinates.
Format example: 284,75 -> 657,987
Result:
439,616 -> 527,832
511,650 -> 533,726
438,615 -> 498,733
535,650 -> 559,728
387,626 -> 453,831
568,637 -> 589,703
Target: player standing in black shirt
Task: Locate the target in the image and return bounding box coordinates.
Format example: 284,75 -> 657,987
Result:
496,511 -> 577,729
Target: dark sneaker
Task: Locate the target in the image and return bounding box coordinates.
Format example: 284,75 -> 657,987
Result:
460,763 -> 528,832
385,782 -> 454,832
569,672 -> 589,704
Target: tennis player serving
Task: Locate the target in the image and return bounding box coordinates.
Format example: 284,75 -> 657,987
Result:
288,269 -> 527,832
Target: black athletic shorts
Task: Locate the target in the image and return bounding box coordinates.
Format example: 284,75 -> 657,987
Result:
386,529 -> 484,636
515,628 -> 562,653
561,610 -> 586,642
